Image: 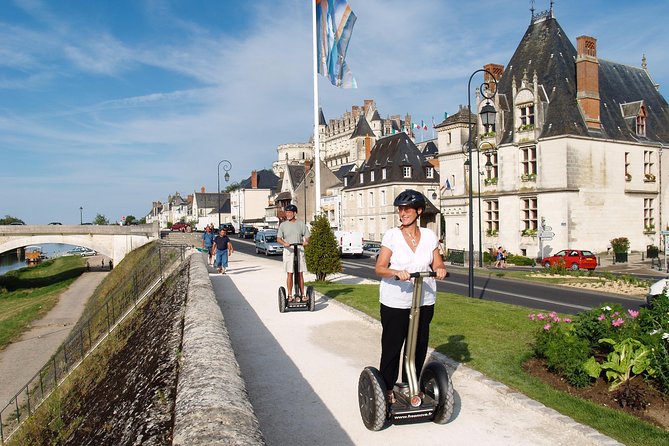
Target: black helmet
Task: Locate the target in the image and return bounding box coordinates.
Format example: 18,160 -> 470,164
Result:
285,204 -> 298,213
393,189 -> 426,210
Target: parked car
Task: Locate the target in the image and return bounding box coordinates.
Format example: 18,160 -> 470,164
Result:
170,222 -> 189,232
254,229 -> 283,256
334,230 -> 364,257
541,249 -> 597,271
79,248 -> 97,257
646,277 -> 668,306
219,223 -> 236,235
238,225 -> 257,239
363,242 -> 381,260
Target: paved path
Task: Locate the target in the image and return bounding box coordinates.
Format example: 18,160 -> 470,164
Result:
209,252 -> 620,446
0,270 -> 108,408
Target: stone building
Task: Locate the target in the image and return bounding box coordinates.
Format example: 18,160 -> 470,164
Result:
437,7 -> 669,259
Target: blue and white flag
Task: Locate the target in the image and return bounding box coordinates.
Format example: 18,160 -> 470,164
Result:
440,178 -> 452,193
316,0 -> 357,88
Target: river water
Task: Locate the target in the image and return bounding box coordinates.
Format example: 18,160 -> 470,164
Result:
0,243 -> 79,276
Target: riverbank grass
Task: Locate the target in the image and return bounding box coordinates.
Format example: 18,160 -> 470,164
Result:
0,256 -> 85,350
311,282 -> 669,446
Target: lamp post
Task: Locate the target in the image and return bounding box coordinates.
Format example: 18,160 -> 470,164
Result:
217,160 -> 232,230
466,69 -> 498,298
79,206 -> 83,225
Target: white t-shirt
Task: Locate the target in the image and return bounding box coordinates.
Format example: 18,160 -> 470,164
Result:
379,227 -> 439,309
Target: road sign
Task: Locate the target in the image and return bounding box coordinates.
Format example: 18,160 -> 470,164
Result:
538,231 -> 555,240
542,226 -> 552,231
662,230 -> 669,236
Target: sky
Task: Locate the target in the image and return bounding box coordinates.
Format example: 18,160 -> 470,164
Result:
1,0 -> 668,224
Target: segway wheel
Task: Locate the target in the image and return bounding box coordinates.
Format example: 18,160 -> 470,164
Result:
306,286 -> 315,312
278,287 -> 287,313
358,366 -> 387,431
420,361 -> 454,424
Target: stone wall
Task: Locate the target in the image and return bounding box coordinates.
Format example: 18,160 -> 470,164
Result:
172,255 -> 264,445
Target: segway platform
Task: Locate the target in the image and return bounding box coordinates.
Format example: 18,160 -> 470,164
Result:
278,243 -> 315,312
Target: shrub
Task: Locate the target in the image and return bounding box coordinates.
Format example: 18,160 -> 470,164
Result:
610,237 -> 630,253
545,335 -> 592,387
506,253 -> 535,266
304,214 -> 342,281
572,304 -> 627,349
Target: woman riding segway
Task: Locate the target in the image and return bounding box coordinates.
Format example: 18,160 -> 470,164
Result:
358,189 -> 452,430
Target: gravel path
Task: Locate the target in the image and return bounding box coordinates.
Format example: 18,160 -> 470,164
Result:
0,269 -> 108,408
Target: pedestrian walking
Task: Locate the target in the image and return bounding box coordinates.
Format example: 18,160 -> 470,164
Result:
213,228 -> 234,274
202,226 -> 216,266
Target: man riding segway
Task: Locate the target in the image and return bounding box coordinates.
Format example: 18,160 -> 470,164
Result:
277,204 -> 310,301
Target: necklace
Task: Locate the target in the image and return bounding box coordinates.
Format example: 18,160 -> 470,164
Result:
404,228 -> 419,247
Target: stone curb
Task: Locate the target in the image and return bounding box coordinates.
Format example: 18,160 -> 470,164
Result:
172,254 -> 265,446
317,291 -> 624,446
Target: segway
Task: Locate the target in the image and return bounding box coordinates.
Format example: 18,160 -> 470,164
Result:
278,243 -> 315,312
358,271 -> 454,431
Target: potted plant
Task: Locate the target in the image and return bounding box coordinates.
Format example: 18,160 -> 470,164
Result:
486,228 -> 498,237
610,237 -> 630,263
521,228 -> 537,237
484,177 -> 498,186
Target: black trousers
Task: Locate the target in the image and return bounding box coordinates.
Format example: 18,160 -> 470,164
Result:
379,303 -> 434,391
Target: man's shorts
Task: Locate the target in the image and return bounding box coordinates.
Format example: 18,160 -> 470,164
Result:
283,246 -> 307,273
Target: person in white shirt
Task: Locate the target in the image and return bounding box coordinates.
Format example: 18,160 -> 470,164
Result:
374,189 -> 448,403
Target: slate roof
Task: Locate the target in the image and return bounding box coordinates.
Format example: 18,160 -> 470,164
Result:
239,168 -> 281,193
333,163 -> 356,182
496,16 -> 669,145
194,192 -> 224,209
319,107 -> 327,126
343,132 -> 439,190
350,115 -> 375,138
370,109 -> 382,121
286,164 -> 306,190
421,141 -> 438,157
434,106 -> 476,128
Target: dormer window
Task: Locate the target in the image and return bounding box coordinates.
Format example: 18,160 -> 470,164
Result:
344,176 -> 348,187
371,170 -> 375,182
382,168 -> 387,180
520,104 -> 534,128
426,166 -> 434,179
637,105 -> 647,136
359,172 -> 364,183
402,166 -> 412,178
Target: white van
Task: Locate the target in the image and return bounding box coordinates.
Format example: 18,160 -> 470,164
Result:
334,230 -> 364,257
254,229 -> 283,256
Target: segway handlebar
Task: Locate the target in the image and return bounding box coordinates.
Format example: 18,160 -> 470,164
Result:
394,271 -> 448,280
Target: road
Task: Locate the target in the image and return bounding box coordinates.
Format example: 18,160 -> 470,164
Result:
232,238 -> 643,314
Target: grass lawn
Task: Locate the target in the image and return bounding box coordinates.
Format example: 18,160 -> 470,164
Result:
0,256 -> 85,350
311,281 -> 669,446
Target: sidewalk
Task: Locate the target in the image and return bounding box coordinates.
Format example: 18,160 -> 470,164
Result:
595,251 -> 668,278
207,252 -> 622,446
0,271 -> 108,408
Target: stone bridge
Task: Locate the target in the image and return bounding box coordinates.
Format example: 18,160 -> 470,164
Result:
0,222 -> 161,264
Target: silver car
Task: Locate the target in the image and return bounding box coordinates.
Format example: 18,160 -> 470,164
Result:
254,230 -> 283,256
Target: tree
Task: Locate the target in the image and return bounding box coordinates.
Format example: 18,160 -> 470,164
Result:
305,214 -> 342,281
93,214 -> 109,225
0,215 -> 24,225
224,182 -> 242,193
124,215 -> 137,225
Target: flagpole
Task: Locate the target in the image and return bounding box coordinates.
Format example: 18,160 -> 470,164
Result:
312,0 -> 322,220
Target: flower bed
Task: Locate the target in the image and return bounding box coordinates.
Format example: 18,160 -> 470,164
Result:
527,300 -> 669,429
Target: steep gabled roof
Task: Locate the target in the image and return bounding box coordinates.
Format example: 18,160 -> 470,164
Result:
343,132 -> 439,190
333,163 -> 356,182
370,109 -> 382,121
350,115 -> 375,138
286,164 -> 306,190
421,141 -> 438,157
434,106 -> 476,128
497,16 -> 669,144
319,107 -> 327,126
194,192 -> 222,209
239,169 -> 281,193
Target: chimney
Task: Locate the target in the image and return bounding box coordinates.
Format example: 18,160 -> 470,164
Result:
201,186 -> 205,193
365,135 -> 372,160
576,35 -> 601,129
251,170 -> 258,189
484,63 -> 504,93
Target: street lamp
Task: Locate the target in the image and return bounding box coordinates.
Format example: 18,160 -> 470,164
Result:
466,69 -> 498,298
79,206 -> 83,225
217,160 -> 232,230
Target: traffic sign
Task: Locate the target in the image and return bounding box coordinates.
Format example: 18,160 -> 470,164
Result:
538,231 -> 554,240
662,230 -> 669,236
542,226 -> 552,231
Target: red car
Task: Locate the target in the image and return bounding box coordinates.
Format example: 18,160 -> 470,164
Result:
170,222 -> 189,232
541,249 -> 597,271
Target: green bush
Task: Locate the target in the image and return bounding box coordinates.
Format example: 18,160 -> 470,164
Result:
304,214 -> 342,281
545,335 -> 592,387
572,304 -> 625,349
507,253 -> 535,266
610,237 -> 630,253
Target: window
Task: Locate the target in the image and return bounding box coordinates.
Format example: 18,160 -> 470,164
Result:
382,168 -> 387,180
371,170 -> 375,182
426,166 -> 434,179
637,105 -> 647,136
381,190 -> 386,205
484,200 -> 499,234
485,152 -> 498,180
520,146 -> 537,177
644,150 -> 655,181
519,104 -> 535,128
369,191 -> 375,207
357,193 -> 363,208
344,177 -> 348,187
402,166 -> 412,178
521,197 -> 538,231
448,132 -> 452,144
625,152 -> 630,180
644,198 -> 654,230
359,172 -> 364,184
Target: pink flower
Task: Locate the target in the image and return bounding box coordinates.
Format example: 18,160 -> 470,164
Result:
553,317 -> 561,323
537,313 -> 546,320
612,312 -> 619,318
564,318 -> 572,323
543,323 -> 552,330
549,311 -> 558,319
598,314 -> 606,321
528,314 -> 536,320
627,309 -> 639,318
612,318 -> 625,327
